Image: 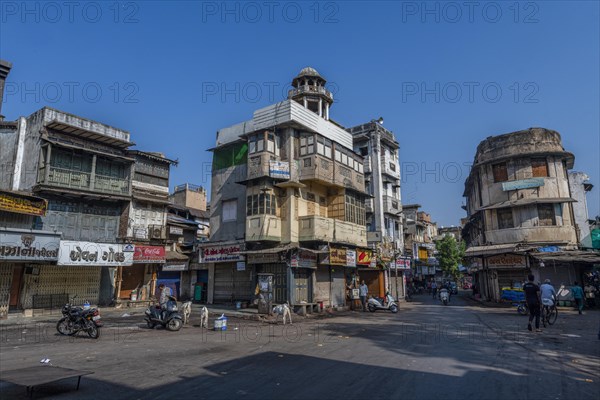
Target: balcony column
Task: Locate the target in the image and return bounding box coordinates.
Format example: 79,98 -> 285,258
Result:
303,97 -> 307,108
90,154 -> 97,190
324,103 -> 329,120
44,143 -> 52,182
318,98 -> 323,117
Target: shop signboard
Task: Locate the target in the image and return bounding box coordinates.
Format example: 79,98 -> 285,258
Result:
0,191 -> 48,216
502,178 -> 545,191
329,247 -> 347,266
236,261 -> 246,271
163,263 -> 187,271
202,244 -> 244,263
269,160 -> 290,179
134,245 -> 165,264
0,229 -> 60,261
291,250 -> 317,269
248,252 -> 280,264
169,226 -> 184,236
58,241 -> 133,266
393,257 -> 411,270
487,254 -> 526,268
356,249 -> 372,266
346,249 -> 356,267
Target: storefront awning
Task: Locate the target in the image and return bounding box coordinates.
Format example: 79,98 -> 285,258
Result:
465,244 -> 519,257
530,250 -> 600,264
239,244 -> 296,255
165,250 -> 189,262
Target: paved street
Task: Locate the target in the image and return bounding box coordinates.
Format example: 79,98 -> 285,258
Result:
1,295 -> 599,400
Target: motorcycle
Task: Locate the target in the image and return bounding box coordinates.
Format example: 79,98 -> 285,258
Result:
367,292 -> 398,313
439,288 -> 450,305
56,298 -> 102,339
145,295 -> 183,331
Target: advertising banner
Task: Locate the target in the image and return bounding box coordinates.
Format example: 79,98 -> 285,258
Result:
133,246 -> 165,264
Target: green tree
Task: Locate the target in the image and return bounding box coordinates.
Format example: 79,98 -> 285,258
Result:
436,235 -> 466,280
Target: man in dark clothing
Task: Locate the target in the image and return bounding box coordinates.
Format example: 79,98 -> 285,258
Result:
523,274 -> 541,332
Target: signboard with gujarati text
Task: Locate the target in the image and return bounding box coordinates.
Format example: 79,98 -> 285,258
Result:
0,191 -> 48,216
502,178 -> 545,191
58,241 -> 133,266
133,245 -> 165,263
0,229 -> 60,261
202,244 -> 243,263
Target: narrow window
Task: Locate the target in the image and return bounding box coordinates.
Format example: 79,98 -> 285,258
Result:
497,208 -> 514,229
257,134 -> 264,152
267,133 -> 275,153
531,158 -> 549,177
222,200 -> 237,222
246,196 -> 252,216
538,204 -> 556,226
259,194 -> 265,214
248,136 -> 256,154
492,163 -> 508,183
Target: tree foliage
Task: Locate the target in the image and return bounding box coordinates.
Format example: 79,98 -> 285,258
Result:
436,235 -> 466,280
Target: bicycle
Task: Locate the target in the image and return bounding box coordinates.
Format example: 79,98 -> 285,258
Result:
541,298 -> 558,327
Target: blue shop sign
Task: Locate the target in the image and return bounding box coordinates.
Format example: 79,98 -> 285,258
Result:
537,246 -> 559,253
502,178 -> 545,191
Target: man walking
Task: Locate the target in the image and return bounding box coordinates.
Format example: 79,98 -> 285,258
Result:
571,281 -> 584,315
359,280 -> 368,312
431,280 -> 438,299
523,274 -> 541,332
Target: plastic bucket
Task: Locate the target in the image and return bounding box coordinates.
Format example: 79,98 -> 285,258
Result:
214,316 -> 228,331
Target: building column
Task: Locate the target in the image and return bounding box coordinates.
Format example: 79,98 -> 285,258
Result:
90,154 -> 97,190
325,103 -> 329,120
44,143 -> 52,183
318,98 -> 323,117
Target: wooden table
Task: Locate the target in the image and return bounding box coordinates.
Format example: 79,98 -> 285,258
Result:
0,366 -> 93,398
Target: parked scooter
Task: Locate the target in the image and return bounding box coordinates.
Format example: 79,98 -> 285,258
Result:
439,288 -> 450,305
145,295 -> 183,331
56,297 -> 102,339
367,292 -> 398,313
515,301 -> 529,315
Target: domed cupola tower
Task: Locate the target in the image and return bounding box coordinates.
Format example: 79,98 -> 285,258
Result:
288,67 -> 333,120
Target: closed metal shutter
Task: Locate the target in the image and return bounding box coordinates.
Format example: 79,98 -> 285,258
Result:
314,267 -> 330,306
214,263 -> 254,303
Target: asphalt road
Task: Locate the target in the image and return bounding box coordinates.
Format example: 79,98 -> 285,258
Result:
1,294 -> 598,400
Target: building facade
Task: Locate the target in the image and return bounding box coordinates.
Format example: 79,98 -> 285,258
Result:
462,128 -> 599,301
1,107 -> 135,310
348,121 -> 406,299
115,151 -> 177,304
204,67 -> 368,309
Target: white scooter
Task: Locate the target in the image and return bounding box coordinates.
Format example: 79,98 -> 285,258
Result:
439,288 -> 450,305
367,292 -> 398,313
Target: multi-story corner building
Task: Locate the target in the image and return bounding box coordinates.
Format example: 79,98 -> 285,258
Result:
0,106 -> 135,309
115,151 -> 177,304
204,67 -> 368,309
462,128 -> 599,301
348,121 -> 405,298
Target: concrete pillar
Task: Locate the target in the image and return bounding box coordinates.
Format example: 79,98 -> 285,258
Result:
325,103 -> 330,120
44,143 -> 52,183
11,117 -> 27,190
90,154 -> 97,190
207,264 -> 215,304
318,98 -> 323,117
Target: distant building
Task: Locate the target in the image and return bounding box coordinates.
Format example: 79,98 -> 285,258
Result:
403,204 -> 438,279
170,183 -> 207,211
568,171 -> 594,248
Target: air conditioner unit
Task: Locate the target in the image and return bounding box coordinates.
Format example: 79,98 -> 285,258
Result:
149,226 -> 166,240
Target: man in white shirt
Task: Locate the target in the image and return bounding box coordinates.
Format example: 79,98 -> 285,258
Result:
359,281 -> 369,312
540,279 -> 556,305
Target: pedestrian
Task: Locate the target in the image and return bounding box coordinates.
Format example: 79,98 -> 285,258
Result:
571,281 -> 584,315
523,274 -> 541,332
359,280 -> 368,312
431,280 -> 438,299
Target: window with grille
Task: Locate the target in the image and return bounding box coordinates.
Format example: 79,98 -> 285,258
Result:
531,158 -> 549,177
492,163 -> 508,182
497,208 -> 514,229
537,204 -> 556,226
300,134 -> 314,156
344,192 -> 365,225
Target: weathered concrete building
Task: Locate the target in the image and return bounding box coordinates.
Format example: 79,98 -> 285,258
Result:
348,120 -> 405,298
1,106 -> 135,309
403,204 -> 438,279
462,128 -> 599,301
568,171 -> 594,249
203,67 -> 368,309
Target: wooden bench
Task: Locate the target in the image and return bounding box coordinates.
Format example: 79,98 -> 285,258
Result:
0,366 -> 93,398
292,303 -> 318,316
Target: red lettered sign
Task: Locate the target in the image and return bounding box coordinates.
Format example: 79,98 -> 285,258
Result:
134,246 -> 165,263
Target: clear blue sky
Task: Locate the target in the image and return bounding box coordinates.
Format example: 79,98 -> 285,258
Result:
1,1 -> 598,226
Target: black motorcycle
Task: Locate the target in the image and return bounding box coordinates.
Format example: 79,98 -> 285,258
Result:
144,296 -> 183,331
56,298 -> 102,339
